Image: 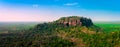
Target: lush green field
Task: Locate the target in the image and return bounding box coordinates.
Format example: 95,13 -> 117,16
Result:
94,22 -> 120,33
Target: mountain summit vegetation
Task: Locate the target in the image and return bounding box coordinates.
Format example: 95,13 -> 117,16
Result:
0,16 -> 120,47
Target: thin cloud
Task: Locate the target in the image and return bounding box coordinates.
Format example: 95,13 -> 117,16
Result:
64,3 -> 78,6
32,4 -> 39,8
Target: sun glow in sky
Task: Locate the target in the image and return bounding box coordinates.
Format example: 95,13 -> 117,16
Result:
0,0 -> 120,22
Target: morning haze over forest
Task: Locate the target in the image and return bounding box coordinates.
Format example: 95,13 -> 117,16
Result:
0,0 -> 120,47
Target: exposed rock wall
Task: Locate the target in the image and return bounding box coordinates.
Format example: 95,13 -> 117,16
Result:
55,16 -> 93,27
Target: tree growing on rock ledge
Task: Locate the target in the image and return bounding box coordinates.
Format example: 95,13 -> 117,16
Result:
55,16 -> 93,27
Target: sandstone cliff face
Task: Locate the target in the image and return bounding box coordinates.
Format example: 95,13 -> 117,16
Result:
55,16 -> 93,27
61,18 -> 82,26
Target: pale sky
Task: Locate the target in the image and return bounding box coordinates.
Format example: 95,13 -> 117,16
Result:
0,0 -> 120,22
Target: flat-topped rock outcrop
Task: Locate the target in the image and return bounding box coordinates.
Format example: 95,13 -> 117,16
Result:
55,16 -> 93,27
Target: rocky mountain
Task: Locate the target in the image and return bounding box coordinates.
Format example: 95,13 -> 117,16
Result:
55,16 -> 93,27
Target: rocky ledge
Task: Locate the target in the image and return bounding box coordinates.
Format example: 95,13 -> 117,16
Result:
55,16 -> 93,27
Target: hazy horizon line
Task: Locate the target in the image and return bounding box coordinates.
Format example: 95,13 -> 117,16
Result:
0,21 -> 120,23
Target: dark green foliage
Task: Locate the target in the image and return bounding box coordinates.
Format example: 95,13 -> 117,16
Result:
0,23 -> 75,47
80,17 -> 93,27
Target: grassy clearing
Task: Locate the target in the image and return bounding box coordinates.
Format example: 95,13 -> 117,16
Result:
94,22 -> 120,33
